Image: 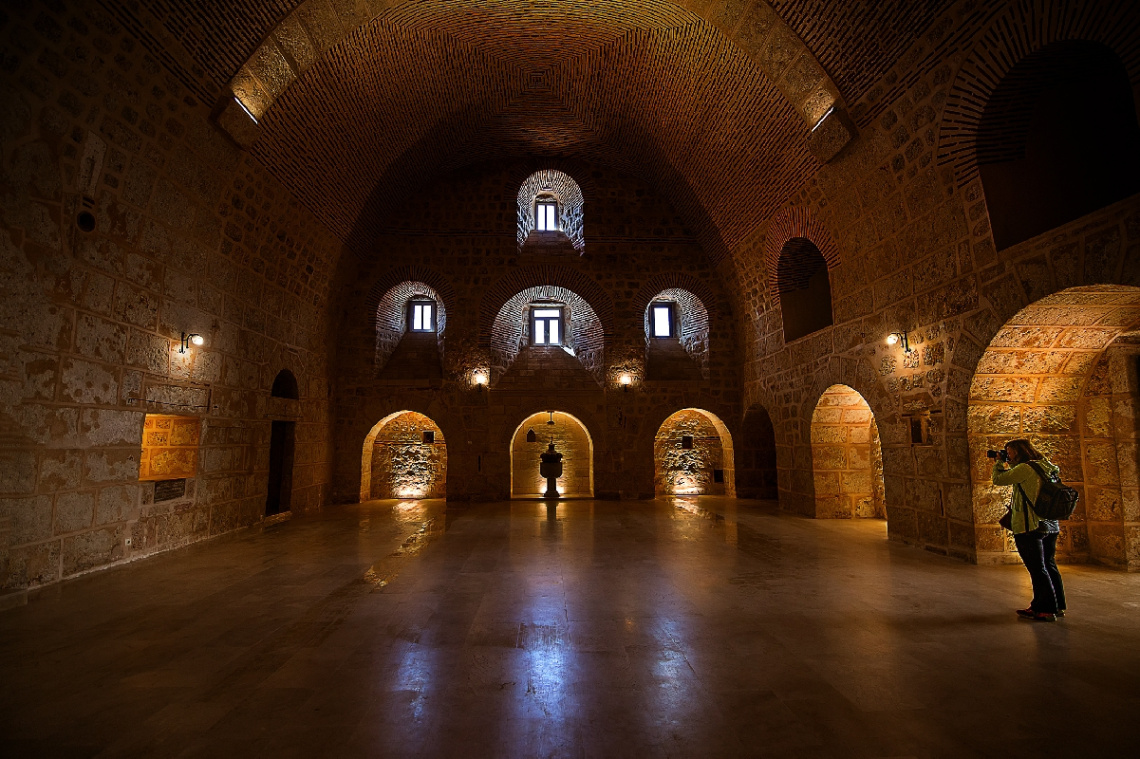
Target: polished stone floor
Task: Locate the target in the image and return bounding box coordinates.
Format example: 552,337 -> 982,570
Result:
2,498 -> 1140,758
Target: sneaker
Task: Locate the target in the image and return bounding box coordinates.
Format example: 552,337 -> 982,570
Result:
1033,612 -> 1057,622
1015,608 -> 1035,619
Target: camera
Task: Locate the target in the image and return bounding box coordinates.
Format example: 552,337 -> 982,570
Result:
986,449 -> 1009,462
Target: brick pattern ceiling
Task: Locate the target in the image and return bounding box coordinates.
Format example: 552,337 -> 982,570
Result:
100,0 -> 955,260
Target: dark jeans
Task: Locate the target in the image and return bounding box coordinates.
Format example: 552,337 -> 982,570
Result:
1014,531 -> 1066,614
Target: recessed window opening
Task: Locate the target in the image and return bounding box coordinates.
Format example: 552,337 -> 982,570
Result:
409,300 -> 436,332
536,198 -> 558,231
532,306 -> 563,345
652,303 -> 676,338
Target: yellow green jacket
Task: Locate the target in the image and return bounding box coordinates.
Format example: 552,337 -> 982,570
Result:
992,459 -> 1061,534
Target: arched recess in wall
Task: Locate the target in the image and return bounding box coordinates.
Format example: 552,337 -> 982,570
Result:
654,409 -> 735,497
270,369 -> 299,400
510,411 -> 594,498
373,281 -> 447,377
810,385 -> 885,521
737,403 -> 779,500
517,170 -> 585,253
643,288 -> 710,380
975,41 -> 1140,251
967,285 -> 1140,571
488,285 -> 605,387
360,411 -> 447,500
777,237 -> 833,342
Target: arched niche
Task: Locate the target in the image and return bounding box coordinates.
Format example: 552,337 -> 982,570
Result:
654,409 -> 735,497
777,237 -> 833,342
374,281 -> 446,376
490,285 -> 604,387
737,404 -> 779,500
510,411 -> 594,498
517,170 -> 585,253
361,411 -> 447,500
978,41 -> 1140,250
270,369 -> 299,400
968,285 -> 1140,570
643,287 -> 709,380
810,385 -> 885,520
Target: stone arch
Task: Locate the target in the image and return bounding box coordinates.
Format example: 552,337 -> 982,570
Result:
810,385 -> 886,520
270,369 -> 299,399
373,281 -> 446,377
763,206 -> 842,302
937,0 -> 1140,191
517,169 -> 585,253
480,266 -> 614,343
361,265 -> 455,373
488,286 -> 606,386
967,285 -> 1140,571
361,411 -> 447,500
777,237 -> 834,342
737,403 -> 779,500
653,408 -> 736,497
509,411 -> 594,498
222,0 -> 845,140
975,41 -> 1140,250
642,288 -> 710,380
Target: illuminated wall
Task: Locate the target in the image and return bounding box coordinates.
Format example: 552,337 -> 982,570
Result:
654,409 -> 734,496
511,412 -> 593,497
811,386 -> 885,519
368,412 -> 446,499
138,415 -> 201,482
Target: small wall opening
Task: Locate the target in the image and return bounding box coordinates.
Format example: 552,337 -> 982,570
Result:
490,285 -> 604,386
138,414 -> 201,482
654,409 -> 736,497
374,281 -> 446,376
510,411 -> 593,498
979,41 -> 1140,250
643,288 -> 709,380
737,404 -> 779,499
270,369 -> 299,400
968,286 -> 1140,570
778,237 -> 833,342
361,411 -> 446,500
517,170 -> 585,253
810,386 -> 885,519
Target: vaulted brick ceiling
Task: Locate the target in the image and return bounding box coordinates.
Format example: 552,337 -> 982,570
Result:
105,0 -> 955,261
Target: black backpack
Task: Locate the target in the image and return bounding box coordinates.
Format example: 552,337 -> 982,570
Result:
1024,461 -> 1079,520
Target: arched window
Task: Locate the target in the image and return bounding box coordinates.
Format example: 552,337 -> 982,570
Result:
642,288 -> 709,380
517,170 -> 585,253
777,237 -> 832,342
979,41 -> 1140,250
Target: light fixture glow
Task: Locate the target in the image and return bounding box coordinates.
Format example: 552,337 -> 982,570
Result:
886,331 -> 912,353
619,373 -> 633,387
886,333 -> 899,346
190,334 -> 205,346
472,371 -> 488,386
810,106 -> 835,133
179,332 -> 204,354
234,96 -> 259,124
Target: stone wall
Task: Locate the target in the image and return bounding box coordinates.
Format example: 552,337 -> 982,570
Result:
369,412 -> 446,499
511,412 -> 592,498
729,0 -> 1140,564
332,160 -> 741,503
0,2 -> 340,590
137,414 -> 200,481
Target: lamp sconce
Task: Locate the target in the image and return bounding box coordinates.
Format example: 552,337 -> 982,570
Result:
472,370 -> 488,388
179,332 -> 204,354
886,331 -> 911,353
619,373 -> 633,392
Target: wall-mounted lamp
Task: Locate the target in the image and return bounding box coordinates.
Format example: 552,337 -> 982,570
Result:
472,371 -> 488,388
179,332 -> 204,354
886,331 -> 911,353
619,373 -> 633,392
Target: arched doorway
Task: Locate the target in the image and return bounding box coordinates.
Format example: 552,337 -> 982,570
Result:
737,404 -> 779,500
360,411 -> 446,500
654,409 -> 735,497
266,369 -> 298,516
810,385 -> 885,519
968,285 -> 1140,570
510,412 -> 593,498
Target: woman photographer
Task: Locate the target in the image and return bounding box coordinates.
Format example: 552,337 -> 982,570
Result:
991,439 -> 1066,622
